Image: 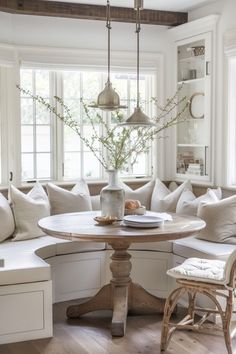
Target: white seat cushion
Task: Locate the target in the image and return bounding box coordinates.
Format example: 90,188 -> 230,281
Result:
167,257 -> 226,284
173,236 -> 236,260
0,236 -> 57,285
0,235 -> 106,285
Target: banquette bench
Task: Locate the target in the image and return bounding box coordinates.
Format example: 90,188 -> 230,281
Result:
0,181 -> 235,345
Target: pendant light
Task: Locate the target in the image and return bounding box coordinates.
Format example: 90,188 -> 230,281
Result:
119,0 -> 155,127
89,0 -> 127,111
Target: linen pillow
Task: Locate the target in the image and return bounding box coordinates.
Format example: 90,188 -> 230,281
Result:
121,180 -> 155,210
0,193 -> 15,242
10,183 -> 50,241
196,195 -> 236,244
176,188 -> 221,216
46,180 -> 92,215
150,179 -> 192,212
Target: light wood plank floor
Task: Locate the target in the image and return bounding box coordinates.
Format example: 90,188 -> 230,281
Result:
0,298 -> 236,354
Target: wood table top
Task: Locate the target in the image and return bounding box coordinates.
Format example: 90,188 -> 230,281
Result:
38,211 -> 205,244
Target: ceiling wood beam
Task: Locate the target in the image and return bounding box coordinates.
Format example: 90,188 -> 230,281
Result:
0,0 -> 188,26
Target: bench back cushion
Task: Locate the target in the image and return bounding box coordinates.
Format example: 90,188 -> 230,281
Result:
46,181 -> 92,215
197,195 -> 236,244
10,183 -> 50,241
0,194 -> 15,242
151,179 -> 192,212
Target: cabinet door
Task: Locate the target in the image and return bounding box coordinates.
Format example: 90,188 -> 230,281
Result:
175,32 -> 212,183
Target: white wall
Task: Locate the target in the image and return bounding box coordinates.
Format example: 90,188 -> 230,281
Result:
189,0 -> 236,186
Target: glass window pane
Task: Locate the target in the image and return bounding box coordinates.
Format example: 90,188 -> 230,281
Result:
111,74 -> 128,100
83,152 -> 100,179
21,98 -> 33,124
36,153 -> 51,179
21,69 -> 33,93
36,126 -> 51,152
132,153 -> 146,176
64,152 -> 81,179
63,71 -> 81,98
82,72 -> 101,100
21,126 -> 34,152
35,70 -> 50,97
22,154 -> 34,180
64,125 -> 81,152
36,101 -> 51,124
83,125 -> 100,151
64,99 -> 81,122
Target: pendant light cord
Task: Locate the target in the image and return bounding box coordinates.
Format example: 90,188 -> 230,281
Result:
135,4 -> 141,108
106,0 -> 111,83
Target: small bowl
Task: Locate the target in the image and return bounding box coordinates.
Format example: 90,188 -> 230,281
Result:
94,216 -> 118,226
124,206 -> 146,216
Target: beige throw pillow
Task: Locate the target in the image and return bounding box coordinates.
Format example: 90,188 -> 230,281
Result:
10,183 -> 50,241
46,180 -> 92,215
150,179 -> 192,212
196,195 -> 236,244
176,188 -> 221,216
0,193 -> 15,242
121,180 -> 155,210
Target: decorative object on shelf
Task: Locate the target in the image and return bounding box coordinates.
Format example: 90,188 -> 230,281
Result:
189,92 -> 205,119
100,169 -> 125,220
187,45 -> 205,57
119,0 -> 155,127
189,69 -> 197,80
89,0 -> 127,111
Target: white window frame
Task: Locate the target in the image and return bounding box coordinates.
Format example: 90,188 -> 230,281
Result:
0,44 -> 163,186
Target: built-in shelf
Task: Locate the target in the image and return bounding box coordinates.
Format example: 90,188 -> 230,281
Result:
177,144 -> 208,148
178,55 -> 205,63
176,173 -> 209,181
178,77 -> 205,85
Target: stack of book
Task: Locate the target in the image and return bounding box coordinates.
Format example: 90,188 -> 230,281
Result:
186,163 -> 203,175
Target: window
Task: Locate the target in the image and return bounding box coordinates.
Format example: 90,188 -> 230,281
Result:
20,68 -> 155,182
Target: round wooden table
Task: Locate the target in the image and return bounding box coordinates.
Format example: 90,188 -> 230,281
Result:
38,211 -> 205,337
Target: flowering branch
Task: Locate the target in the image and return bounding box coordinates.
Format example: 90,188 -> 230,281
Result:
17,85 -> 189,171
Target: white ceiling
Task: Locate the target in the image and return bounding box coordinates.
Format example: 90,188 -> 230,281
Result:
47,0 -> 218,12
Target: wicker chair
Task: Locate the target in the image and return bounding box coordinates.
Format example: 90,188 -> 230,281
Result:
160,250 -> 236,353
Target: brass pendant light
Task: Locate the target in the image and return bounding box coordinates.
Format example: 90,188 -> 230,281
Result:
119,0 -> 155,127
89,0 -> 127,111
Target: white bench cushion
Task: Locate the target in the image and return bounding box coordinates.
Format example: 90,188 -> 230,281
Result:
167,257 -> 226,284
0,236 -> 106,285
173,236 -> 236,260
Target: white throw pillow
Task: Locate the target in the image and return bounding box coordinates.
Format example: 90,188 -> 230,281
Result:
0,193 -> 15,242
121,180 -> 155,210
176,188 -> 221,216
10,183 -> 50,241
150,179 -> 192,212
46,180 -> 92,215
196,195 -> 236,244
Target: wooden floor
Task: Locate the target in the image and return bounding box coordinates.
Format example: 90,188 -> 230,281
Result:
0,298 -> 236,354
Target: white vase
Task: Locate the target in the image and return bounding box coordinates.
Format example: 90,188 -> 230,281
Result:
100,169 -> 125,220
